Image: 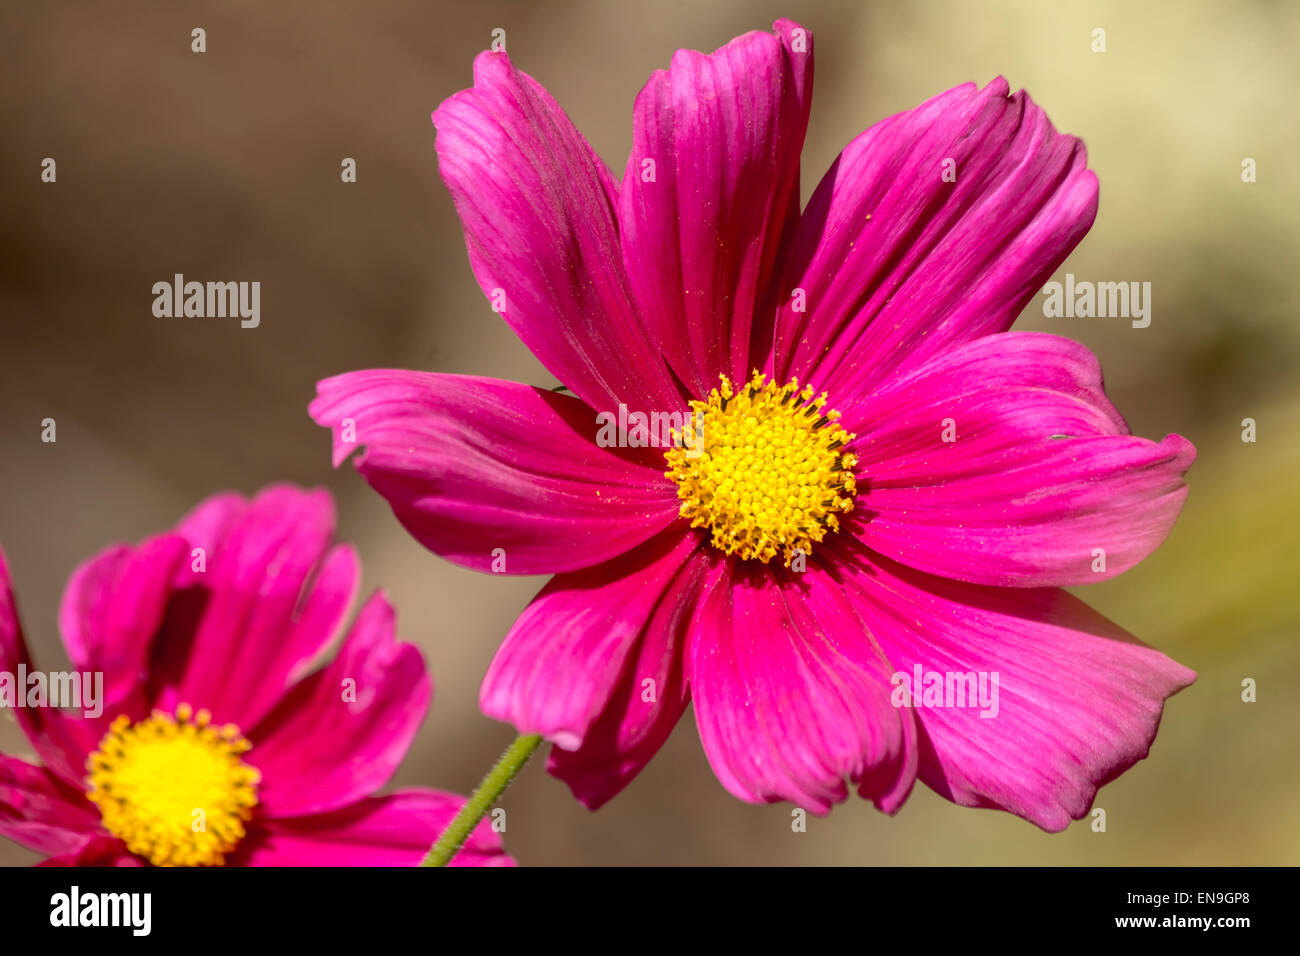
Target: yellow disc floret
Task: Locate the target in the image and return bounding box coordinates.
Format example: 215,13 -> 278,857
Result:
664,371 -> 858,566
85,704 -> 260,867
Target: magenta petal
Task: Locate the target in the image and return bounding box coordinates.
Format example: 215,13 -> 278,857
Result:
248,593 -> 430,818
772,79 -> 1098,399
687,560 -> 917,815
545,662 -> 690,811
0,547 -> 105,785
847,332 -> 1194,586
149,485 -> 348,731
0,756 -> 103,857
432,51 -> 681,413
834,540 -> 1195,831
620,19 -> 813,396
38,836 -> 142,867
233,790 -> 512,867
481,530 -> 702,757
58,534 -> 188,713
545,561 -> 699,809
311,370 -> 680,574
168,491 -> 247,588
545,543 -> 725,809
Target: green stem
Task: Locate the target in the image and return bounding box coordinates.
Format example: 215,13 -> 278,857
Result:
421,733 -> 542,867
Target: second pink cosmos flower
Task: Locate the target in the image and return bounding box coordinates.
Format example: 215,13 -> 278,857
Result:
0,486 -> 510,865
312,19 -> 1195,830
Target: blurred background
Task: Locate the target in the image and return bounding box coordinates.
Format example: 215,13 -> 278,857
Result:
2,0 -> 1297,865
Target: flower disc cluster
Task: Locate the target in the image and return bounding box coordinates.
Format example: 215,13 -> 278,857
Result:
665,372 -> 858,565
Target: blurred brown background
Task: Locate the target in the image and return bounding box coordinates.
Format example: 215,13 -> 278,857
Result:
2,0 -> 1297,865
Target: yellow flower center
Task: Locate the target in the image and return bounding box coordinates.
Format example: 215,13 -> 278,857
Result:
664,372 -> 858,566
85,704 -> 259,867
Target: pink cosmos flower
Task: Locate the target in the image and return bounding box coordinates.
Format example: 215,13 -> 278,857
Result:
0,485 -> 510,866
310,20 -> 1196,829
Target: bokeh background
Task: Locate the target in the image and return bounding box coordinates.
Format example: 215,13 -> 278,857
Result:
2,0 -> 1297,865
